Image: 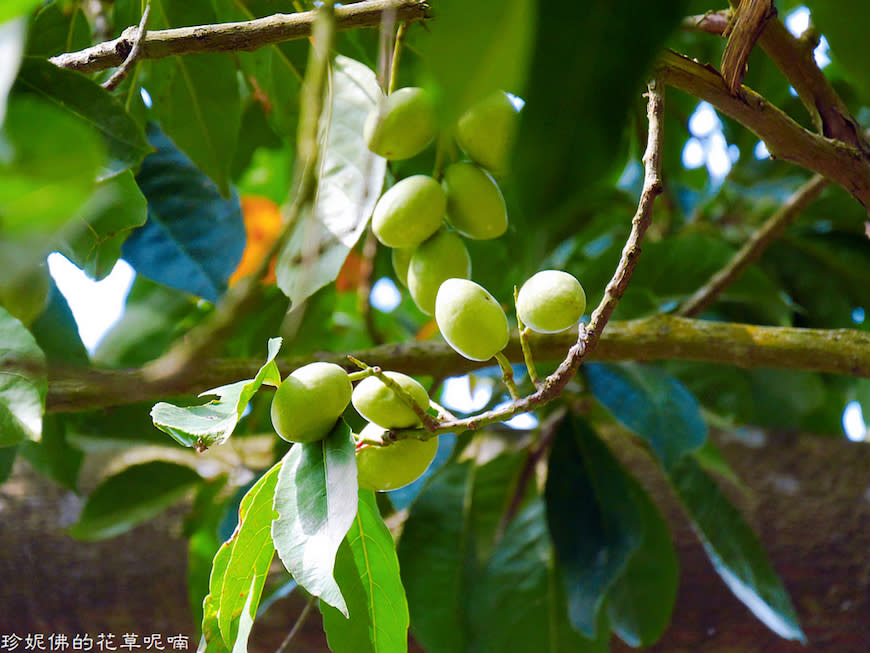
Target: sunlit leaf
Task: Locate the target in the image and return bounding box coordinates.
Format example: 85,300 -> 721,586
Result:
0,304 -> 46,446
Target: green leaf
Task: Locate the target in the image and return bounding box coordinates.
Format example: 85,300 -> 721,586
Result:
18,414 -> 82,492
0,17 -> 26,125
58,171 -> 148,280
30,279 -> 89,366
151,337 -> 283,450
669,456 -> 805,642
13,57 -> 150,180
124,124 -> 245,303
397,461 -> 473,653
201,533 -> 232,653
0,96 -> 103,235
805,1 -> 870,98
68,460 -> 202,541
513,0 -> 688,218
544,416 -> 643,639
321,489 -> 410,653
605,468 -> 679,647
469,499 -> 610,653
0,1 -> 39,23
271,421 -> 358,615
0,304 -> 46,446
147,1 -> 240,195
216,462 -> 281,651
0,445 -> 16,484
276,55 -> 386,308
416,0 -> 535,123
26,2 -> 91,58
586,362 -> 707,469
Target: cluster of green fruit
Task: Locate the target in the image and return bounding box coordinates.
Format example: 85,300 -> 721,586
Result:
269,269 -> 587,492
364,87 -> 520,315
269,361 -> 437,491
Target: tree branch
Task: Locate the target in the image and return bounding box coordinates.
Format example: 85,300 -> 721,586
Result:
656,49 -> 870,208
677,173 -> 829,317
49,0 -> 428,75
720,0 -> 775,95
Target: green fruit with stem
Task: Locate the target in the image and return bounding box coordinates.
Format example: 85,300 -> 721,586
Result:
442,162 -> 508,240
435,278 -> 509,361
270,362 -> 352,443
352,371 -> 429,428
455,91 -> 520,177
516,270 -> 586,334
355,423 -> 438,491
364,87 -> 438,160
372,175 -> 446,249
407,228 -> 471,315
391,247 -> 413,287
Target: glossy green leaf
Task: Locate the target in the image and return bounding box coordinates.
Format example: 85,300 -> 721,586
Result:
321,489 -> 410,653
416,0 -> 535,123
586,362 -> 707,469
605,467 -> 679,647
217,462 -> 281,650
151,337 -> 282,450
201,533 -> 232,653
670,456 -> 805,642
0,96 -> 103,234
0,1 -> 39,23
124,124 -> 245,303
397,461 -> 473,653
0,304 -> 46,446
0,17 -> 26,125
469,499 -> 610,653
271,421 -> 358,615
59,171 -> 148,280
545,416 -> 643,639
68,460 -> 201,541
27,2 -> 91,58
276,55 -> 386,308
13,57 -> 150,180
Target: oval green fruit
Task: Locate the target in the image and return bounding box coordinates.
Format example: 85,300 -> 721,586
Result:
352,371 -> 429,428
372,175 -> 446,249
364,87 -> 438,161
356,423 -> 438,491
516,270 -> 586,334
442,162 -> 507,240
455,91 -> 520,177
408,229 -> 471,315
435,278 -> 509,361
270,362 -> 352,443
391,247 -> 413,287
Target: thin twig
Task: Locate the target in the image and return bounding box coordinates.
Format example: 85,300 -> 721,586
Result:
102,0 -> 151,91
720,0 -> 775,95
494,351 -> 520,400
142,1 -> 339,383
275,596 -> 315,653
514,286 -> 540,387
677,173 -> 829,317
50,0 -> 429,74
388,22 -> 407,95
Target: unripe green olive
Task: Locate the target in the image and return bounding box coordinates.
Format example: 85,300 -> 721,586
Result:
442,162 -> 507,240
407,229 -> 471,315
435,278 -> 509,361
355,423 -> 438,491
352,371 -> 429,428
372,175 -> 446,249
270,362 -> 352,443
516,270 -> 586,334
455,91 -> 520,177
364,87 -> 438,161
391,247 -> 413,287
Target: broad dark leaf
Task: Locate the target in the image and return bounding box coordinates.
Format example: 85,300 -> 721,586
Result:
26,2 -> 91,58
18,415 -> 82,492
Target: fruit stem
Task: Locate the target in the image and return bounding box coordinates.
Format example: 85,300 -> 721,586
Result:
388,22 -> 407,95
494,351 -> 520,401
514,285 -> 541,387
348,369 -> 376,383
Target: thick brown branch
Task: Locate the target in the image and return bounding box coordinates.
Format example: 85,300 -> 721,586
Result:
656,50 -> 870,208
677,173 -> 829,317
49,0 -> 428,75
720,0 -> 775,94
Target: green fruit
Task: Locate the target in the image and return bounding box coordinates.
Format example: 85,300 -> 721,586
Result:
270,362 -> 352,443
391,247 -> 413,287
355,423 -> 438,491
455,91 -> 520,177
352,371 -> 429,428
442,162 -> 507,240
435,278 -> 509,361
372,175 -> 446,249
364,87 -> 438,161
407,229 -> 471,315
516,270 -> 586,334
